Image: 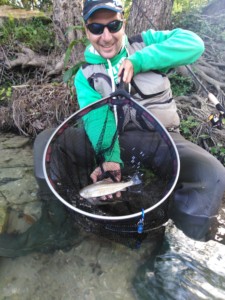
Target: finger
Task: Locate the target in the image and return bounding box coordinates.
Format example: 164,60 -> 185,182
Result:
120,60 -> 133,83
116,191 -> 121,198
90,168 -> 101,183
118,62 -> 128,78
122,66 -> 129,82
90,173 -> 97,183
118,64 -> 125,78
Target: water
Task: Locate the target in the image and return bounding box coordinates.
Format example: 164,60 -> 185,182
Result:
0,221 -> 225,300
134,223 -> 225,300
0,133 -> 225,300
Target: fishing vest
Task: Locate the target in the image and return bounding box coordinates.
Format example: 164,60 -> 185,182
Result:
81,35 -> 180,131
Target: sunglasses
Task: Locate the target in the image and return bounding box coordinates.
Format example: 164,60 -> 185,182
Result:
86,20 -> 124,35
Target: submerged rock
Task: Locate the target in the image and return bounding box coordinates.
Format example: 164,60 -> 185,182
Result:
0,132 -> 39,226
0,206 -> 8,234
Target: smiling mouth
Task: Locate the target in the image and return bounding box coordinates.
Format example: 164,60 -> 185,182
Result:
101,45 -> 115,51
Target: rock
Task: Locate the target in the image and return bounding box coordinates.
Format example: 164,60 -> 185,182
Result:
24,202 -> 42,222
0,132 -> 39,209
0,134 -> 30,149
0,206 -> 8,234
6,209 -> 31,234
0,167 -> 38,207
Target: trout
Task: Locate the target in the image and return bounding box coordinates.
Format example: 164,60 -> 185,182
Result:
79,174 -> 141,199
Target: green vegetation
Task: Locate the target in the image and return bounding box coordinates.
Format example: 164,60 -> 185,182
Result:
169,72 -> 194,97
0,17 -> 55,52
0,0 -> 52,11
180,116 -> 201,142
63,26 -> 88,89
0,16 -> 55,106
0,87 -> 12,104
172,1 -> 225,42
210,143 -> 225,166
180,116 -> 225,167
173,0 -> 209,13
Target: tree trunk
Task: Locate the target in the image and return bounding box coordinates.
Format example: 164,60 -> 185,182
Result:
53,0 -> 84,63
126,0 -> 174,36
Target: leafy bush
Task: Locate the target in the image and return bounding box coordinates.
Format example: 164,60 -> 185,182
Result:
210,143 -> 225,166
169,72 -> 194,96
180,116 -> 200,142
0,17 -> 55,52
173,0 -> 209,13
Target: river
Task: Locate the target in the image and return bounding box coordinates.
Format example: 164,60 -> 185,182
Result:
0,132 -> 225,300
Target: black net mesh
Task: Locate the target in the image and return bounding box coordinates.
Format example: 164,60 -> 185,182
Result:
43,91 -> 180,245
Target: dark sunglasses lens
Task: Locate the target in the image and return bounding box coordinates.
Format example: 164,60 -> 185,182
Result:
108,20 -> 123,33
87,20 -> 123,35
87,23 -> 104,35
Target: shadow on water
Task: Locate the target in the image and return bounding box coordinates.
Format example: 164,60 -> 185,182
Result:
0,186 -> 166,258
0,193 -> 83,257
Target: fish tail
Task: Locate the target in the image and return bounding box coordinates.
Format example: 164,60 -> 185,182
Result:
131,174 -> 142,185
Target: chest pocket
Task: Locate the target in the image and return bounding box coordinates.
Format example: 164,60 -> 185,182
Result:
131,71 -> 171,100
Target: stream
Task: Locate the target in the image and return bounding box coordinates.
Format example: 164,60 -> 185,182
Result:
0,132 -> 225,300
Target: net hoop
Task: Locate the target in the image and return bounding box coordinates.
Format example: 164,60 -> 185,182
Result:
43,91 -> 180,221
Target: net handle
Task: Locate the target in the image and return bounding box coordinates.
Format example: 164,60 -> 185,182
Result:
118,68 -> 125,90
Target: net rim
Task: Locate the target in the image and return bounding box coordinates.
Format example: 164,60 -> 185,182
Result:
43,92 -> 180,221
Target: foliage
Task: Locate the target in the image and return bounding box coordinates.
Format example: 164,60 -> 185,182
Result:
0,17 -> 55,52
0,0 -> 9,4
179,116 -> 200,142
210,143 -> 225,166
123,0 -> 132,18
0,0 -> 52,11
172,1 -> 225,42
169,72 -> 194,96
173,0 -> 209,13
180,116 -> 225,167
64,26 -> 88,67
0,87 -> 12,104
63,25 -> 88,90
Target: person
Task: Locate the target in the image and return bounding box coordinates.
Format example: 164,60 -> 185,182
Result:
74,0 -> 225,241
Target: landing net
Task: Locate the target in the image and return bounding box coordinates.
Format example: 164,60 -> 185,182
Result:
43,90 -> 180,239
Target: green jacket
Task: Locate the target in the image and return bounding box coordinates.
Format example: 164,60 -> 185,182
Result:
74,28 -> 204,165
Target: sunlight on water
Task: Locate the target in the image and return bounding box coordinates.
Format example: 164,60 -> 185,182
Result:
132,221 -> 225,300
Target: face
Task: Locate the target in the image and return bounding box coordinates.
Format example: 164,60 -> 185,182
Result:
85,9 -> 125,59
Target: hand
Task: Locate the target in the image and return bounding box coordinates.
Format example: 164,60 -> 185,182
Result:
118,59 -> 134,84
90,162 -> 121,200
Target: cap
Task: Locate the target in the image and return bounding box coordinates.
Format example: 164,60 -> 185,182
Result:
83,0 -> 124,22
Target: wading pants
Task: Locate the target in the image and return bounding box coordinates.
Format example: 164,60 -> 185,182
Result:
169,132 -> 225,240
119,129 -> 225,241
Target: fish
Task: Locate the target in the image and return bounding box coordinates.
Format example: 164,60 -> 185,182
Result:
79,174 -> 142,200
